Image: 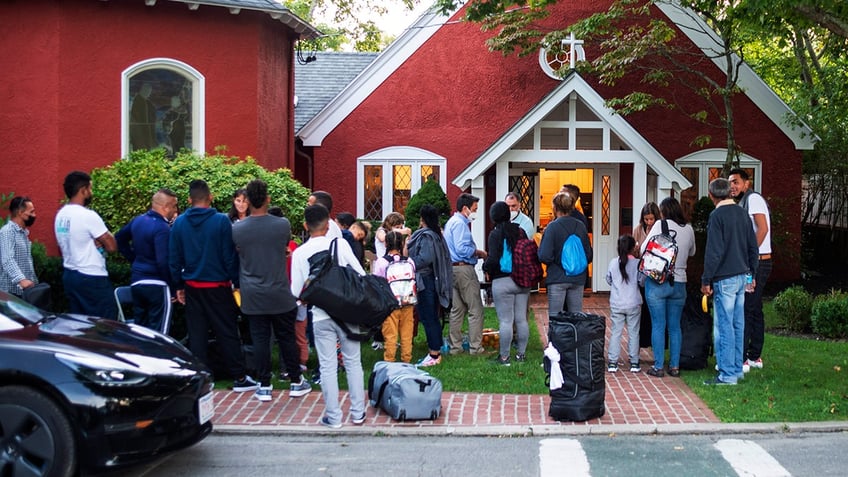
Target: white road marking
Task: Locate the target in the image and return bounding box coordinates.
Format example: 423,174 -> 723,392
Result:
715,439 -> 792,477
539,438 -> 591,477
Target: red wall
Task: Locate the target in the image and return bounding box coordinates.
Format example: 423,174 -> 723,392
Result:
312,0 -> 802,279
0,0 -> 296,251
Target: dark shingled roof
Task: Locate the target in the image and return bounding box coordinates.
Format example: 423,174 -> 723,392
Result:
294,51 -> 379,133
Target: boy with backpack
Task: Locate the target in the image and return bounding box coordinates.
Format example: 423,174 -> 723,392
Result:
372,230 -> 416,363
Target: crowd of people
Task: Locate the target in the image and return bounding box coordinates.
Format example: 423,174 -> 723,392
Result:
0,167 -> 772,428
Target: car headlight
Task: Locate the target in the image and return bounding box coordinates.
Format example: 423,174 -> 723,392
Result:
55,352 -> 152,387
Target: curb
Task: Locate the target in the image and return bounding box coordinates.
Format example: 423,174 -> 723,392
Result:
212,421 -> 848,437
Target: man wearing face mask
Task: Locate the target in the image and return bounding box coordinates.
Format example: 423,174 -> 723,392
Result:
0,196 -> 39,298
505,192 -> 535,239
444,193 -> 488,355
55,171 -> 118,319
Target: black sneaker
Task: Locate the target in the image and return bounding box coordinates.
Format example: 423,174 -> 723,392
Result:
646,367 -> 665,378
515,353 -> 527,363
232,375 -> 259,392
279,371 -> 291,381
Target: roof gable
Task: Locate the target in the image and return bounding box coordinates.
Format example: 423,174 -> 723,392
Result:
453,72 -> 690,191
297,7 -> 451,146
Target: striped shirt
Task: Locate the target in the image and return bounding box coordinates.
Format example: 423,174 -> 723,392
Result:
0,221 -> 38,296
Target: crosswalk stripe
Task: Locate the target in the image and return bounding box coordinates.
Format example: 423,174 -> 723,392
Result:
714,439 -> 792,477
539,439 -> 590,477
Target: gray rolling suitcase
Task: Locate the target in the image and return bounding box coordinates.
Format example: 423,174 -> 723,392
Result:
368,361 -> 442,421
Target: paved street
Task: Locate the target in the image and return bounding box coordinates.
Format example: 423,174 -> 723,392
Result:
102,432 -> 848,477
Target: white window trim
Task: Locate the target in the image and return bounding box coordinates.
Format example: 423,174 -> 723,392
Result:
357,146 -> 447,219
121,58 -> 205,158
675,148 -> 762,194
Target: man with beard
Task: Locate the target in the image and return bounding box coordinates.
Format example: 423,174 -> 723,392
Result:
0,196 -> 39,297
54,171 -> 118,319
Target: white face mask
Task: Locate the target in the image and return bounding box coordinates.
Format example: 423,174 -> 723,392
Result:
510,210 -> 519,220
468,212 -> 477,221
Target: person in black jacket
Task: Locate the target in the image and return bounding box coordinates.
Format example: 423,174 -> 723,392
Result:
701,178 -> 759,385
483,201 -> 531,366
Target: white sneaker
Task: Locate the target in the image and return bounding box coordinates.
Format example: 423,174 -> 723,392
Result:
254,385 -> 272,402
416,354 -> 442,367
742,362 -> 751,373
746,358 -> 764,369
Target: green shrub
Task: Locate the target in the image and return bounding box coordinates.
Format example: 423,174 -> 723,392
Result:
773,285 -> 814,333
403,178 -> 451,230
90,149 -> 310,231
811,290 -> 848,339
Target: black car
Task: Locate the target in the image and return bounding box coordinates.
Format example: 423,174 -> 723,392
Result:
0,291 -> 213,477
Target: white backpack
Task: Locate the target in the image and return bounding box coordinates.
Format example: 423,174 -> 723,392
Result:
384,255 -> 417,306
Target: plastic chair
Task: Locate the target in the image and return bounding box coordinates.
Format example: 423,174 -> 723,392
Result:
114,280 -> 173,335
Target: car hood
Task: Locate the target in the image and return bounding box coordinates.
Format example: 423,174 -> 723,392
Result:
5,313 -> 204,375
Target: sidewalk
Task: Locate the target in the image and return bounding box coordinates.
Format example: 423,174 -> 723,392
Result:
210,294 -> 842,436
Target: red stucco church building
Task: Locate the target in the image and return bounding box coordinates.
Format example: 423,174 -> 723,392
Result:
296,1 -> 814,287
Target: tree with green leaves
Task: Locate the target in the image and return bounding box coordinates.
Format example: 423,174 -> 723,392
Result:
404,178 -> 451,230
286,0 -> 418,51
740,0 -> 848,229
91,150 -> 310,232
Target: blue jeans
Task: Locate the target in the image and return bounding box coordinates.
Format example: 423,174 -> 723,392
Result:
713,274 -> 746,383
645,280 -> 686,370
415,273 -> 444,353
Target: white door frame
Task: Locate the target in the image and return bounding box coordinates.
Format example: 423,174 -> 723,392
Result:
592,165 -> 620,292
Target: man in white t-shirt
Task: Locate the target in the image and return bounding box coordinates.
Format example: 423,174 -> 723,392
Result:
290,204 -> 367,429
54,171 -> 118,319
729,168 -> 771,370
307,190 -> 342,240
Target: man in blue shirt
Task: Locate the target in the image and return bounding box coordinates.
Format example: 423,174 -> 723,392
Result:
444,193 -> 488,355
116,188 -> 179,331
170,180 -> 257,392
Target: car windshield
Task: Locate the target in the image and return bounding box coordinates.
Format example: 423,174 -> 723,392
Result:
0,291 -> 46,330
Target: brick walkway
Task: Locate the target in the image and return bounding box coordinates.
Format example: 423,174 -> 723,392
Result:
212,293 -> 718,431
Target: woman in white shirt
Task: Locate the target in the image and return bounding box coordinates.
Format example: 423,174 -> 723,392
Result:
639,197 -> 696,378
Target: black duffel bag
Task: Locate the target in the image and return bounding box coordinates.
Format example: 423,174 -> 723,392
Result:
545,311 -> 606,422
300,238 -> 398,341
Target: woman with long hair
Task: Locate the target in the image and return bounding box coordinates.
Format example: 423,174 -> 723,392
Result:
405,205 -> 452,367
227,188 -> 249,223
639,197 -> 696,378
482,201 -> 531,366
633,202 -> 660,257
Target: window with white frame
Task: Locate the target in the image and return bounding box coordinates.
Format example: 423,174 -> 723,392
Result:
357,147 -> 447,221
675,149 -> 761,220
122,58 -> 205,158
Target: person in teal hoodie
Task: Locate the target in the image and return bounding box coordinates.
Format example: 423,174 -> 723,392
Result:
169,179 -> 257,392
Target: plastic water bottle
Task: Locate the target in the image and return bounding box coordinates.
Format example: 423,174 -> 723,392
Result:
745,271 -> 755,293
441,337 -> 450,353
462,334 -> 470,351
